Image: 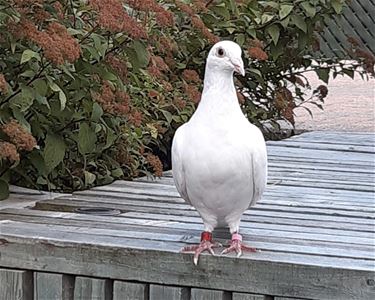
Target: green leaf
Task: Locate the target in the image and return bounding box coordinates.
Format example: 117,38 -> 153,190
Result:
235,33 -> 245,46
78,123 -> 97,155
332,0 -> 343,14
20,49 -> 40,64
91,102 -> 103,122
261,14 -> 274,24
316,68 -> 330,83
249,68 -> 262,77
104,129 -> 116,150
291,15 -> 307,32
126,40 -> 149,71
10,86 -> 34,112
267,24 -> 280,45
59,91 -> 67,110
161,110 -> 173,124
0,179 -> 9,200
342,68 -> 354,79
300,2 -> 316,17
33,79 -> 48,96
44,133 -> 66,173
111,168 -> 123,178
84,170 -> 96,186
279,4 -> 293,19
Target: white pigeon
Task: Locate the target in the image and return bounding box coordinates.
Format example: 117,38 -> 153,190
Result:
172,41 -> 267,265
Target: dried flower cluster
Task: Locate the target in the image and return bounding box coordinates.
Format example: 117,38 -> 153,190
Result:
12,20 -> 81,65
173,97 -> 186,110
0,74 -> 8,94
93,81 -> 130,116
127,0 -> 174,27
184,83 -> 201,104
1,120 -> 37,151
274,87 -> 295,124
347,37 -> 375,75
0,142 -> 20,163
182,69 -> 200,83
128,110 -> 143,127
248,39 -> 268,61
148,55 -> 169,78
145,153 -> 163,177
105,54 -> 128,81
176,1 -> 219,44
89,0 -> 147,38
237,91 -> 245,104
314,85 -> 329,100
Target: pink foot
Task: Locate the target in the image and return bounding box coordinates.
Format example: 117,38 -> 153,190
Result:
181,231 -> 222,265
221,233 -> 256,257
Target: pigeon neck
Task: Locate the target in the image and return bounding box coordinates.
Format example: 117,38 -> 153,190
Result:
202,67 -> 236,97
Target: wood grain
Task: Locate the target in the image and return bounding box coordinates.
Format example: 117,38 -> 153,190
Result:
1,131 -> 374,300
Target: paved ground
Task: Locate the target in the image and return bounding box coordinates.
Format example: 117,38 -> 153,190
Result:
294,72 -> 374,132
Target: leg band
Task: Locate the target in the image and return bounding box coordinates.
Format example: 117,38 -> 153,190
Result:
232,233 -> 242,242
201,231 -> 212,242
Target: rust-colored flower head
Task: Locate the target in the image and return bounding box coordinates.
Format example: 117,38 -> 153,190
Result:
182,69 -> 200,83
184,83 -> 201,104
0,74 -> 8,94
0,141 -> 20,163
145,153 -> 163,177
1,120 -> 37,151
191,16 -> 219,44
128,110 -> 143,127
248,47 -> 268,61
174,97 -> 187,110
237,91 -> 245,105
274,87 -> 295,124
314,85 -> 329,100
105,54 -> 128,81
89,0 -> 147,38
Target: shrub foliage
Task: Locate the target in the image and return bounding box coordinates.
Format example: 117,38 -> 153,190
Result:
0,0 -> 373,199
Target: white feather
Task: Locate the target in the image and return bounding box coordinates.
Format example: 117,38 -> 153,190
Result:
172,41 -> 267,234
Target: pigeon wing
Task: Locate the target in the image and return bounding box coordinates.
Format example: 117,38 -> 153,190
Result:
171,125 -> 191,205
248,133 -> 268,208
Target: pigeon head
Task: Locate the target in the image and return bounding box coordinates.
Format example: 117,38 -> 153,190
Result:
206,41 -> 245,76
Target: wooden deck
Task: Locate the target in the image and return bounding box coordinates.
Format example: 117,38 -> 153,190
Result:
0,131 -> 374,300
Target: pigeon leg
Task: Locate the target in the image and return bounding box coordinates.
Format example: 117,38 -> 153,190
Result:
181,231 -> 222,265
221,233 -> 256,258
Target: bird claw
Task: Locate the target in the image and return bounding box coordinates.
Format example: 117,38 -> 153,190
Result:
221,239 -> 256,257
181,240 -> 222,265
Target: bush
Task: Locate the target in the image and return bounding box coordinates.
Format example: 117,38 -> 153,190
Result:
0,0 -> 373,199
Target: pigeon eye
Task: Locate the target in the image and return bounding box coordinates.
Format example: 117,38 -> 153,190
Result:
217,48 -> 225,57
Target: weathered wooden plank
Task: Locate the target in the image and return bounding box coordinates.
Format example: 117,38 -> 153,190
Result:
191,288 -> 230,300
274,297 -> 307,300
76,179 -> 375,202
232,293 -> 271,300
34,272 -> 74,300
149,284 -> 189,300
33,198 -> 375,226
1,211 -> 374,262
2,208 -> 373,242
74,277 -> 112,300
288,132 -> 375,145
36,194 -> 375,224
113,281 -> 148,300
1,220 -> 374,271
3,211 -> 373,248
5,203 -> 374,234
267,140 -> 375,154
1,223 -> 374,299
0,269 -> 33,300
267,146 -> 375,164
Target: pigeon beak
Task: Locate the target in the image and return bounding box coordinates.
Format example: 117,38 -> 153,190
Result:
231,58 -> 245,76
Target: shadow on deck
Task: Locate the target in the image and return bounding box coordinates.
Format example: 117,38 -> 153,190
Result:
0,131 -> 374,300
